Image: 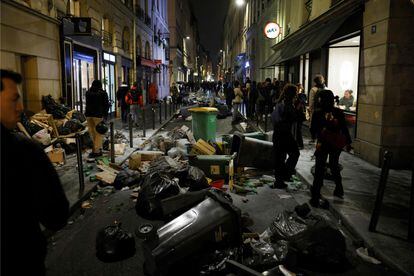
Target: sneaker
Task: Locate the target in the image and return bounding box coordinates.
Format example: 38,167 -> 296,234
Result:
272,181 -> 287,189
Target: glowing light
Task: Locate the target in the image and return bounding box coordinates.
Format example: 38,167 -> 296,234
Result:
236,0 -> 245,6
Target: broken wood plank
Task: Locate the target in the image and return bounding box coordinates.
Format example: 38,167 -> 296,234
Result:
95,171 -> 116,184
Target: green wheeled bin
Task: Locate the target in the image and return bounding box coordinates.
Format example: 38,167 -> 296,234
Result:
188,107 -> 218,141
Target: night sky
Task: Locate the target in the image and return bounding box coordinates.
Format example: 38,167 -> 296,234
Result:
190,0 -> 229,70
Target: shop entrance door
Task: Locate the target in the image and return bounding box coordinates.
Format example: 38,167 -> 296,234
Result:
102,63 -> 116,115
73,53 -> 95,113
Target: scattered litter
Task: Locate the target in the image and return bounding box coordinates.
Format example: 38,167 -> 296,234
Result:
279,194 -> 292,199
81,201 -> 92,209
242,198 -> 249,203
121,186 -> 130,191
96,222 -> 135,262
356,247 -> 381,264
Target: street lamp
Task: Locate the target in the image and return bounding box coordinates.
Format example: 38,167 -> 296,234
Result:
186,36 -> 190,40
235,0 -> 245,6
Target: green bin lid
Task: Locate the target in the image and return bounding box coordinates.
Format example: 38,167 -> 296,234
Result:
188,107 -> 218,113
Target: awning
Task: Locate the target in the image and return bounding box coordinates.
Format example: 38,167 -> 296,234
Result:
279,16 -> 348,62
261,0 -> 363,68
140,57 -> 156,68
261,49 -> 282,69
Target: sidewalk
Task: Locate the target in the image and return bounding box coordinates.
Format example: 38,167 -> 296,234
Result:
294,134 -> 414,275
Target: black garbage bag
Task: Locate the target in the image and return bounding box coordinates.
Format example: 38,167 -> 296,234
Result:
288,220 -> 348,272
20,113 -> 43,136
244,240 -> 289,270
57,125 -> 71,136
148,156 -> 188,177
182,166 -> 209,191
266,211 -> 307,242
113,169 -> 142,190
64,119 -> 85,133
96,222 -> 135,263
135,172 -> 180,219
42,95 -> 70,119
71,110 -> 86,122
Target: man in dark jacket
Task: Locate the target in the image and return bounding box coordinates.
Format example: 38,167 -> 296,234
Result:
116,82 -> 129,125
1,69 -> 69,276
271,84 -> 300,189
310,90 -> 352,208
85,80 -> 109,158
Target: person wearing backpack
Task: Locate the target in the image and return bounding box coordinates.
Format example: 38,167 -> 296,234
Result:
310,90 -> 352,208
271,84 -> 300,189
308,75 -> 326,142
85,80 -> 110,158
125,82 -> 143,127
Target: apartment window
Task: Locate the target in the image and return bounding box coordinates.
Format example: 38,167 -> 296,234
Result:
101,17 -> 113,47
136,36 -> 142,56
68,0 -> 80,16
145,41 -> 151,59
122,27 -> 130,52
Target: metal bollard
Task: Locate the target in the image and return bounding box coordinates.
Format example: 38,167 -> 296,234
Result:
152,106 -> 156,130
142,106 -> 146,137
164,100 -> 167,120
75,133 -> 85,198
110,121 -> 115,163
159,101 -> 162,124
369,151 -> 393,232
169,101 -> 172,117
128,114 -> 133,148
409,163 -> 414,240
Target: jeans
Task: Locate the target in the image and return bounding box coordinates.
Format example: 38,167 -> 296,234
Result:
232,103 -> 241,121
130,105 -> 140,125
120,105 -> 129,124
87,117 -> 103,153
311,148 -> 343,200
273,133 -> 300,184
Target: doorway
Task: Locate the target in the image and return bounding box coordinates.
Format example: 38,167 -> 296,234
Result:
73,52 -> 96,113
102,62 -> 116,114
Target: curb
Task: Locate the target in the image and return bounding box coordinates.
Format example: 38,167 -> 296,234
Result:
294,169 -> 412,276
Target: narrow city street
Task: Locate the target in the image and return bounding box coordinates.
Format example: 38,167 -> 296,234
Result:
1,0 -> 414,276
45,113 -> 403,276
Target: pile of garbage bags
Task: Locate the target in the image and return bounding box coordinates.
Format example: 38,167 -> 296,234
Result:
42,95 -> 71,119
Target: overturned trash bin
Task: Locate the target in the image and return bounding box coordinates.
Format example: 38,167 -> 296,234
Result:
231,132 -> 274,170
142,190 -> 242,276
188,107 -> 218,141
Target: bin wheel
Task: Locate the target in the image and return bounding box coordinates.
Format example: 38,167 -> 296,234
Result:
136,223 -> 157,239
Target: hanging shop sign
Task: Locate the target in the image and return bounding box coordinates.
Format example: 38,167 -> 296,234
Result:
264,22 -> 281,39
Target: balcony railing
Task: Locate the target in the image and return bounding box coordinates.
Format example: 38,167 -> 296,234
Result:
102,30 -> 113,47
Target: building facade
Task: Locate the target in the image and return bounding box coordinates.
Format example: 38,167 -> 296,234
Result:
222,0 -> 414,168
1,0 -> 169,113
168,0 -> 199,84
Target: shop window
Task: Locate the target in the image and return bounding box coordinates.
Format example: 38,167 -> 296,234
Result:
328,36 -> 360,137
122,27 -> 131,52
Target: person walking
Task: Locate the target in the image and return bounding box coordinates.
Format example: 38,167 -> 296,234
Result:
248,81 -> 258,119
308,74 -> 326,142
125,82 -> 143,127
1,69 -> 69,276
271,84 -> 300,189
232,80 -> 243,124
116,82 -> 129,126
85,80 -> 110,158
295,83 -> 307,149
310,90 -> 352,208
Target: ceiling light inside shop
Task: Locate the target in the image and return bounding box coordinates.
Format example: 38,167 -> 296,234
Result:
236,0 -> 245,6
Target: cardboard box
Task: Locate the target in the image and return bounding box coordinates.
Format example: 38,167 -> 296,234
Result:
47,148 -> 66,164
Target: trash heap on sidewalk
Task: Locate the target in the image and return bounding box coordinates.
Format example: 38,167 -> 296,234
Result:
16,95 -> 91,165
178,91 -> 232,120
